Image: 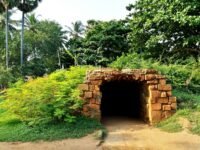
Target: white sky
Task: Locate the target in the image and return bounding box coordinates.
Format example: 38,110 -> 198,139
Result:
13,0 -> 135,27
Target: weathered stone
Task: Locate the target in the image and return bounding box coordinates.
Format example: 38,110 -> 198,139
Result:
151,97 -> 156,103
143,69 -> 158,74
151,103 -> 161,110
163,105 -> 171,111
93,91 -> 101,99
159,79 -> 166,85
84,92 -> 93,98
91,80 -> 102,85
158,84 -> 172,91
167,91 -> 172,97
161,92 -> 167,97
95,98 -> 101,105
89,85 -> 95,90
89,75 -> 103,80
89,104 -> 100,110
94,85 -> 100,91
149,85 -> 157,90
151,111 -> 162,122
79,84 -> 89,91
171,103 -> 177,110
169,97 -> 176,103
151,90 -> 161,98
145,74 -> 157,80
90,99 -> 96,104
157,97 -> 168,103
147,80 -> 158,84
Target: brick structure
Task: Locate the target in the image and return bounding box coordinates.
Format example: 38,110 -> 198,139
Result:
79,68 -> 176,124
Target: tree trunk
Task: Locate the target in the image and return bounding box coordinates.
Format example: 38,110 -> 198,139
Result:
20,11 -> 25,67
57,49 -> 61,69
5,8 -> 9,69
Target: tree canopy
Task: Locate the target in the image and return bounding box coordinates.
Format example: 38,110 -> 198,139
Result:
127,0 -> 200,60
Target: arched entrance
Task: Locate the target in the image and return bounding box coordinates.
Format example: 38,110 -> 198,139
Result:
79,69 -> 176,124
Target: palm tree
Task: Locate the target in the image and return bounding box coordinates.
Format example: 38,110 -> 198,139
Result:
66,21 -> 85,38
0,11 -> 20,34
17,0 -> 42,67
0,0 -> 20,69
24,13 -> 39,31
65,21 -> 85,66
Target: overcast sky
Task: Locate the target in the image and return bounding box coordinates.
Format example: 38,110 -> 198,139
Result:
13,0 -> 135,27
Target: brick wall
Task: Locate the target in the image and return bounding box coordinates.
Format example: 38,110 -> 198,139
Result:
79,68 -> 176,124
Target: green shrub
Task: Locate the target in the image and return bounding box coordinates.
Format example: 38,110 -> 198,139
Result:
0,66 -> 93,125
110,53 -> 200,91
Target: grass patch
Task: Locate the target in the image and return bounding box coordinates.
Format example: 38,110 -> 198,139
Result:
156,109 -> 189,133
187,111 -> 200,135
173,88 -> 200,109
157,109 -> 200,135
0,116 -> 103,142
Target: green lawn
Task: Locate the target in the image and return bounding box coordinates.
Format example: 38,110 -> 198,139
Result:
0,112 -> 103,142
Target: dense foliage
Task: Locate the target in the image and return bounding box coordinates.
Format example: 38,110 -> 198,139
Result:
127,0 -> 200,60
64,20 -> 131,66
111,53 -> 200,90
0,66 -> 92,125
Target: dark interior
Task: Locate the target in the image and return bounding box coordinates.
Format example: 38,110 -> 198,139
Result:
100,80 -> 143,119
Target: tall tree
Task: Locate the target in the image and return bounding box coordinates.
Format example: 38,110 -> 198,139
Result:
83,20 -> 131,66
23,20 -> 66,76
17,0 -> 42,67
66,21 -> 85,38
65,21 -> 85,66
0,0 -> 20,69
24,13 -> 39,31
127,0 -> 200,60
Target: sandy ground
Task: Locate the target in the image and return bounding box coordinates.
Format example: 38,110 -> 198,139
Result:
0,135 -> 100,150
1,117 -> 200,150
102,117 -> 200,150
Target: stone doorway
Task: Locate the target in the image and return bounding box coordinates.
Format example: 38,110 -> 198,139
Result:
79,69 -> 177,124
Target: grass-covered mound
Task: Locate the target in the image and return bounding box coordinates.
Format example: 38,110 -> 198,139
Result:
0,66 -> 104,142
110,53 -> 200,135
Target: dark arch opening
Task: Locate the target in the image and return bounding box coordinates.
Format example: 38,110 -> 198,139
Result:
100,80 -> 144,120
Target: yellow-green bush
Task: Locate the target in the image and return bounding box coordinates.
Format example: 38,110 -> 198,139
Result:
0,66 -> 92,125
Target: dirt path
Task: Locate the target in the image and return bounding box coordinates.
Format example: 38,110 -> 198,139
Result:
0,135 -> 100,150
1,117 -> 200,150
102,117 -> 200,150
